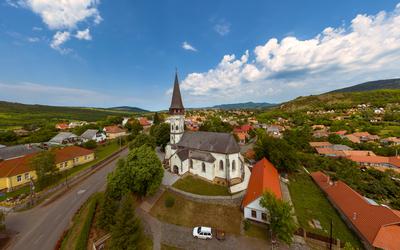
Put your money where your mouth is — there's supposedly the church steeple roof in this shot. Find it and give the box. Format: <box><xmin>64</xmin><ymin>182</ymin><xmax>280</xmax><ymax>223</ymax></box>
<box><xmin>169</xmin><ymin>71</ymin><xmax>185</xmax><ymax>115</ymax></box>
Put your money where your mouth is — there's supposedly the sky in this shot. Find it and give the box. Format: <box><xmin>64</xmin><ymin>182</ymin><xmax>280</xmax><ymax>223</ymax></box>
<box><xmin>1</xmin><ymin>1</ymin><xmax>400</xmax><ymax>111</ymax></box>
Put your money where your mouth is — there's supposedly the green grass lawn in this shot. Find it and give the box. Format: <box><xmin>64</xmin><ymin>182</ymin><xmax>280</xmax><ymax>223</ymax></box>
<box><xmin>244</xmin><ymin>222</ymin><xmax>270</xmax><ymax>242</ymax></box>
<box><xmin>151</xmin><ymin>190</ymin><xmax>243</xmax><ymax>234</ymax></box>
<box><xmin>172</xmin><ymin>175</ymin><xmax>230</xmax><ymax>196</ymax></box>
<box><xmin>0</xmin><ymin>185</ymin><xmax>30</xmax><ymax>202</ymax></box>
<box><xmin>288</xmin><ymin>172</ymin><xmax>362</xmax><ymax>248</ymax></box>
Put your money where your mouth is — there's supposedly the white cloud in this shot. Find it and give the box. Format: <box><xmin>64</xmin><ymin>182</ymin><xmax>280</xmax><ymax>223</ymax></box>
<box><xmin>0</xmin><ymin>82</ymin><xmax>109</xmax><ymax>106</ymax></box>
<box><xmin>27</xmin><ymin>37</ymin><xmax>40</xmax><ymax>42</ymax></box>
<box><xmin>32</xmin><ymin>26</ymin><xmax>42</xmax><ymax>31</ymax></box>
<box><xmin>50</xmin><ymin>31</ymin><xmax>71</xmax><ymax>53</ymax></box>
<box><xmin>75</xmin><ymin>28</ymin><xmax>92</xmax><ymax>40</ymax></box>
<box><xmin>181</xmin><ymin>4</ymin><xmax>400</xmax><ymax>105</ymax></box>
<box><xmin>214</xmin><ymin>20</ymin><xmax>230</xmax><ymax>36</ymax></box>
<box><xmin>8</xmin><ymin>0</ymin><xmax>101</xmax><ymax>53</ymax></box>
<box><xmin>182</xmin><ymin>41</ymin><xmax>197</xmax><ymax>52</ymax></box>
<box><xmin>15</xmin><ymin>0</ymin><xmax>102</xmax><ymax>30</ymax></box>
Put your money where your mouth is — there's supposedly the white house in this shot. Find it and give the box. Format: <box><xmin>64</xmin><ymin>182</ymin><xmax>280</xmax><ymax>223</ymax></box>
<box><xmin>165</xmin><ymin>72</ymin><xmax>249</xmax><ymax>187</ymax></box>
<box><xmin>242</xmin><ymin>158</ymin><xmax>282</xmax><ymax>223</ymax></box>
<box><xmin>80</xmin><ymin>129</ymin><xmax>106</xmax><ymax>143</ymax></box>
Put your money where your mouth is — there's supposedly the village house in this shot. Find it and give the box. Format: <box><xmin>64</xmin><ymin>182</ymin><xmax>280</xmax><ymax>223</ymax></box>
<box><xmin>344</xmin><ymin>132</ymin><xmax>380</xmax><ymax>144</ymax></box>
<box><xmin>49</xmin><ymin>132</ymin><xmax>81</xmax><ymax>145</ymax></box>
<box><xmin>0</xmin><ymin>144</ymin><xmax>42</xmax><ymax>161</ymax></box>
<box><xmin>311</xmin><ymin>171</ymin><xmax>400</xmax><ymax>250</ymax></box>
<box><xmin>312</xmin><ymin>129</ymin><xmax>329</xmax><ymax>138</ymax></box>
<box><xmin>68</xmin><ymin>121</ymin><xmax>88</xmax><ymax>129</ymax></box>
<box><xmin>103</xmin><ymin>125</ymin><xmax>127</xmax><ymax>139</ymax></box>
<box><xmin>165</xmin><ymin>73</ymin><xmax>250</xmax><ymax>191</ymax></box>
<box><xmin>55</xmin><ymin>123</ymin><xmax>69</xmax><ymax>130</ymax></box>
<box><xmin>241</xmin><ymin>158</ymin><xmax>282</xmax><ymax>223</ymax></box>
<box><xmin>380</xmin><ymin>137</ymin><xmax>400</xmax><ymax>146</ymax></box>
<box><xmin>0</xmin><ymin>146</ymin><xmax>94</xmax><ymax>192</ymax></box>
<box><xmin>266</xmin><ymin>125</ymin><xmax>284</xmax><ymax>138</ymax></box>
<box><xmin>138</xmin><ymin>117</ymin><xmax>152</xmax><ymax>129</ymax></box>
<box><xmin>80</xmin><ymin>129</ymin><xmax>106</xmax><ymax>143</ymax></box>
<box><xmin>13</xmin><ymin>129</ymin><xmax>30</xmax><ymax>137</ymax></box>
<box><xmin>345</xmin><ymin>155</ymin><xmax>400</xmax><ymax>173</ymax></box>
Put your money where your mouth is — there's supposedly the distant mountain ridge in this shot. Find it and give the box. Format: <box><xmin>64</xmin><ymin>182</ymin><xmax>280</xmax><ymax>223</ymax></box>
<box><xmin>108</xmin><ymin>106</ymin><xmax>149</xmax><ymax>113</ymax></box>
<box><xmin>329</xmin><ymin>78</ymin><xmax>400</xmax><ymax>93</ymax></box>
<box><xmin>209</xmin><ymin>102</ymin><xmax>276</xmax><ymax>110</ymax></box>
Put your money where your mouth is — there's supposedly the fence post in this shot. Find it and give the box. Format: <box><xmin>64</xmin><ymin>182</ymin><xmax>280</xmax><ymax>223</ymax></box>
<box><xmin>336</xmin><ymin>239</ymin><xmax>341</xmax><ymax>250</ymax></box>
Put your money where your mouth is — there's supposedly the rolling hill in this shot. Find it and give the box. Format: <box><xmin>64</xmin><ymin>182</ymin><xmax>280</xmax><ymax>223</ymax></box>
<box><xmin>329</xmin><ymin>78</ymin><xmax>400</xmax><ymax>93</ymax></box>
<box><xmin>209</xmin><ymin>102</ymin><xmax>276</xmax><ymax>110</ymax></box>
<box><xmin>108</xmin><ymin>106</ymin><xmax>149</xmax><ymax>113</ymax></box>
<box><xmin>0</xmin><ymin>101</ymin><xmax>146</xmax><ymax>130</ymax></box>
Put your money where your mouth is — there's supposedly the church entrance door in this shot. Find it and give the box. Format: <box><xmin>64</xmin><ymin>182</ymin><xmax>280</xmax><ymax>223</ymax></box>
<box><xmin>173</xmin><ymin>165</ymin><xmax>179</xmax><ymax>174</ymax></box>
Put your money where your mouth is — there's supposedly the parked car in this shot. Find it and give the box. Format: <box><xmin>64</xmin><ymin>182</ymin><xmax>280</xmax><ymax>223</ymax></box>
<box><xmin>192</xmin><ymin>226</ymin><xmax>212</xmax><ymax>240</ymax></box>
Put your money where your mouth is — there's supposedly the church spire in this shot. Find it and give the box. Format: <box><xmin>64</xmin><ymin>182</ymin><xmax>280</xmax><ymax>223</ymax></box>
<box><xmin>169</xmin><ymin>71</ymin><xmax>185</xmax><ymax>115</ymax></box>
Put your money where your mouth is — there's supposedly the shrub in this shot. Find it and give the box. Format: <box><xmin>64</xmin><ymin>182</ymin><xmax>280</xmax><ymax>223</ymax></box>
<box><xmin>82</xmin><ymin>140</ymin><xmax>97</xmax><ymax>149</ymax></box>
<box><xmin>243</xmin><ymin>219</ymin><xmax>250</xmax><ymax>231</ymax></box>
<box><xmin>164</xmin><ymin>196</ymin><xmax>175</xmax><ymax>208</ymax></box>
<box><xmin>75</xmin><ymin>194</ymin><xmax>99</xmax><ymax>250</ymax></box>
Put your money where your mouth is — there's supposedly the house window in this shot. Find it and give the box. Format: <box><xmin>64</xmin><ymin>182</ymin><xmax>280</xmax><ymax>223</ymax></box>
<box><xmin>25</xmin><ymin>173</ymin><xmax>30</xmax><ymax>180</ymax></box>
<box><xmin>202</xmin><ymin>162</ymin><xmax>206</xmax><ymax>172</ymax></box>
<box><xmin>219</xmin><ymin>160</ymin><xmax>224</xmax><ymax>171</ymax></box>
<box><xmin>232</xmin><ymin>160</ymin><xmax>236</xmax><ymax>172</ymax></box>
<box><xmin>251</xmin><ymin>210</ymin><xmax>257</xmax><ymax>218</ymax></box>
<box><xmin>17</xmin><ymin>175</ymin><xmax>22</xmax><ymax>182</ymax></box>
<box><xmin>74</xmin><ymin>158</ymin><xmax>78</xmax><ymax>163</ymax></box>
<box><xmin>262</xmin><ymin>213</ymin><xmax>267</xmax><ymax>221</ymax></box>
<box><xmin>189</xmin><ymin>159</ymin><xmax>193</xmax><ymax>169</ymax></box>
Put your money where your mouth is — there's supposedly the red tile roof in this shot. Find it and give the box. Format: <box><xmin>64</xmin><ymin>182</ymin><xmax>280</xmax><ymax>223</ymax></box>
<box><xmin>311</xmin><ymin>171</ymin><xmax>400</xmax><ymax>250</ymax></box>
<box><xmin>0</xmin><ymin>146</ymin><xmax>94</xmax><ymax>178</ymax></box>
<box><xmin>334</xmin><ymin>130</ymin><xmax>347</xmax><ymax>135</ymax></box>
<box><xmin>309</xmin><ymin>141</ymin><xmax>332</xmax><ymax>148</ymax></box>
<box><xmin>104</xmin><ymin>125</ymin><xmax>125</xmax><ymax>134</ymax></box>
<box><xmin>138</xmin><ymin>117</ymin><xmax>151</xmax><ymax>126</ymax></box>
<box><xmin>241</xmin><ymin>158</ymin><xmax>282</xmax><ymax>208</ymax></box>
<box><xmin>53</xmin><ymin>146</ymin><xmax>94</xmax><ymax>163</ymax></box>
<box><xmin>0</xmin><ymin>153</ymin><xmax>35</xmax><ymax>178</ymax></box>
<box><xmin>56</xmin><ymin>123</ymin><xmax>69</xmax><ymax>130</ymax></box>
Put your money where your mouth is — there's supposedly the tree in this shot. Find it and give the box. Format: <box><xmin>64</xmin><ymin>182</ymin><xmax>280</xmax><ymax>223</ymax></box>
<box><xmin>125</xmin><ymin>119</ymin><xmax>143</xmax><ymax>136</ymax></box>
<box><xmin>129</xmin><ymin>133</ymin><xmax>156</xmax><ymax>150</ymax></box>
<box><xmin>110</xmin><ymin>194</ymin><xmax>141</xmax><ymax>250</ymax></box>
<box><xmin>153</xmin><ymin>112</ymin><xmax>163</xmax><ymax>125</ymax></box>
<box><xmin>259</xmin><ymin>191</ymin><xmax>297</xmax><ymax>245</ymax></box>
<box><xmin>150</xmin><ymin>123</ymin><xmax>170</xmax><ymax>150</ymax></box>
<box><xmin>254</xmin><ymin>131</ymin><xmax>300</xmax><ymax>172</ymax></box>
<box><xmin>82</xmin><ymin>139</ymin><xmax>97</xmax><ymax>149</ymax></box>
<box><xmin>199</xmin><ymin>116</ymin><xmax>232</xmax><ymax>133</ymax></box>
<box><xmin>97</xmin><ymin>187</ymin><xmax>119</xmax><ymax>231</ymax></box>
<box><xmin>30</xmin><ymin>151</ymin><xmax>58</xmax><ymax>189</ymax></box>
<box><xmin>0</xmin><ymin>131</ymin><xmax>17</xmax><ymax>145</ymax></box>
<box><xmin>108</xmin><ymin>146</ymin><xmax>163</xmax><ymax>198</ymax></box>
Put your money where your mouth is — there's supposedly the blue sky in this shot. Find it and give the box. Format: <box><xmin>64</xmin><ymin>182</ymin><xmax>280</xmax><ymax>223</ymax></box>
<box><xmin>1</xmin><ymin>1</ymin><xmax>400</xmax><ymax>111</ymax></box>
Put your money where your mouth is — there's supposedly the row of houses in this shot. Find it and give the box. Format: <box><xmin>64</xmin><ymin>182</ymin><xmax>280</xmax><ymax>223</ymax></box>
<box><xmin>311</xmin><ymin>171</ymin><xmax>400</xmax><ymax>250</ymax></box>
<box><xmin>310</xmin><ymin>142</ymin><xmax>400</xmax><ymax>173</ymax></box>
<box><xmin>0</xmin><ymin>146</ymin><xmax>94</xmax><ymax>192</ymax></box>
<box><xmin>49</xmin><ymin>126</ymin><xmax>128</xmax><ymax>146</ymax></box>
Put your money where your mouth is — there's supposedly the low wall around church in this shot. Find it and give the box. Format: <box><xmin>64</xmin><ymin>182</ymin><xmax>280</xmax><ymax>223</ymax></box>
<box><xmin>166</xmin><ymin>186</ymin><xmax>246</xmax><ymax>207</ymax></box>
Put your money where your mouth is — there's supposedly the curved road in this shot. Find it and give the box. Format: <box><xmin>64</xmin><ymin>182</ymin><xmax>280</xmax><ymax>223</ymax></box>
<box><xmin>5</xmin><ymin>148</ymin><xmax>129</xmax><ymax>250</ymax></box>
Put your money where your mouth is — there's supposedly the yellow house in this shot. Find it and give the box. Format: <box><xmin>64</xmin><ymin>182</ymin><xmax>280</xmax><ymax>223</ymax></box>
<box><xmin>53</xmin><ymin>146</ymin><xmax>95</xmax><ymax>171</ymax></box>
<box><xmin>0</xmin><ymin>154</ymin><xmax>38</xmax><ymax>191</ymax></box>
<box><xmin>0</xmin><ymin>146</ymin><xmax>95</xmax><ymax>192</ymax></box>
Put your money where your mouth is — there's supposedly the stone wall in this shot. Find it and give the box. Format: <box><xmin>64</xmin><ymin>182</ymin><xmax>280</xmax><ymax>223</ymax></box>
<box><xmin>167</xmin><ymin>186</ymin><xmax>245</xmax><ymax>207</ymax></box>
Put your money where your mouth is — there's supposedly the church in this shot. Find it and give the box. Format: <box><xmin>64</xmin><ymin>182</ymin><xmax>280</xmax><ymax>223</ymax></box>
<box><xmin>165</xmin><ymin>73</ymin><xmax>249</xmax><ymax>188</ymax></box>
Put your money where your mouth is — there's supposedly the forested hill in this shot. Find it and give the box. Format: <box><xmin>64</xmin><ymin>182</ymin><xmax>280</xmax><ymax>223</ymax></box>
<box><xmin>279</xmin><ymin>89</ymin><xmax>400</xmax><ymax>112</ymax></box>
<box><xmin>108</xmin><ymin>106</ymin><xmax>149</xmax><ymax>113</ymax></box>
<box><xmin>329</xmin><ymin>78</ymin><xmax>400</xmax><ymax>93</ymax></box>
<box><xmin>210</xmin><ymin>102</ymin><xmax>276</xmax><ymax>110</ymax></box>
<box><xmin>0</xmin><ymin>101</ymin><xmax>140</xmax><ymax>129</ymax></box>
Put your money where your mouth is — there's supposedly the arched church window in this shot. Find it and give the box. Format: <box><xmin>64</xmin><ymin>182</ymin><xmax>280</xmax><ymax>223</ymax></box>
<box><xmin>232</xmin><ymin>160</ymin><xmax>236</xmax><ymax>172</ymax></box>
<box><xmin>176</xmin><ymin>125</ymin><xmax>179</xmax><ymax>131</ymax></box>
<box><xmin>219</xmin><ymin>160</ymin><xmax>224</xmax><ymax>171</ymax></box>
<box><xmin>202</xmin><ymin>162</ymin><xmax>206</xmax><ymax>172</ymax></box>
<box><xmin>189</xmin><ymin>159</ymin><xmax>193</xmax><ymax>169</ymax></box>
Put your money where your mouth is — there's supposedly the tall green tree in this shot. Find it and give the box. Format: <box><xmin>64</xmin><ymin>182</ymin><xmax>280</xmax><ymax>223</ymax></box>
<box><xmin>199</xmin><ymin>116</ymin><xmax>232</xmax><ymax>133</ymax></box>
<box><xmin>125</xmin><ymin>119</ymin><xmax>143</xmax><ymax>136</ymax></box>
<box><xmin>108</xmin><ymin>145</ymin><xmax>163</xmax><ymax>198</ymax></box>
<box><xmin>150</xmin><ymin>123</ymin><xmax>170</xmax><ymax>150</ymax></box>
<box><xmin>153</xmin><ymin>112</ymin><xmax>163</xmax><ymax>125</ymax></box>
<box><xmin>97</xmin><ymin>188</ymin><xmax>120</xmax><ymax>231</ymax></box>
<box><xmin>30</xmin><ymin>151</ymin><xmax>58</xmax><ymax>189</ymax></box>
<box><xmin>110</xmin><ymin>195</ymin><xmax>141</xmax><ymax>250</ymax></box>
<box><xmin>129</xmin><ymin>133</ymin><xmax>156</xmax><ymax>150</ymax></box>
<box><xmin>260</xmin><ymin>191</ymin><xmax>297</xmax><ymax>245</ymax></box>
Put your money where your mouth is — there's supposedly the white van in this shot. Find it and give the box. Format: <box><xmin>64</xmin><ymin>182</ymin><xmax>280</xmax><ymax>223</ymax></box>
<box><xmin>192</xmin><ymin>226</ymin><xmax>212</xmax><ymax>240</ymax></box>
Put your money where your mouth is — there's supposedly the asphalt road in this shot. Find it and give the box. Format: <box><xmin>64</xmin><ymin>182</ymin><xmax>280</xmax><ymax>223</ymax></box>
<box><xmin>5</xmin><ymin>148</ymin><xmax>129</xmax><ymax>250</ymax></box>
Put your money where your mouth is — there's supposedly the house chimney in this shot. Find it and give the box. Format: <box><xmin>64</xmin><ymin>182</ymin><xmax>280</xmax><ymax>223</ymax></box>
<box><xmin>353</xmin><ymin>212</ymin><xmax>357</xmax><ymax>220</ymax></box>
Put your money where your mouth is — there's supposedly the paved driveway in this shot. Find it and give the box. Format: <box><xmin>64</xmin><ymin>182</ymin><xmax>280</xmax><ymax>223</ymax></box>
<box><xmin>5</xmin><ymin>148</ymin><xmax>129</xmax><ymax>250</ymax></box>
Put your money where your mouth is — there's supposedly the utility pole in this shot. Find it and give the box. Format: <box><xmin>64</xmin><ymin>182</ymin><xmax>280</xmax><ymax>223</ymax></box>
<box><xmin>29</xmin><ymin>177</ymin><xmax>35</xmax><ymax>207</ymax></box>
